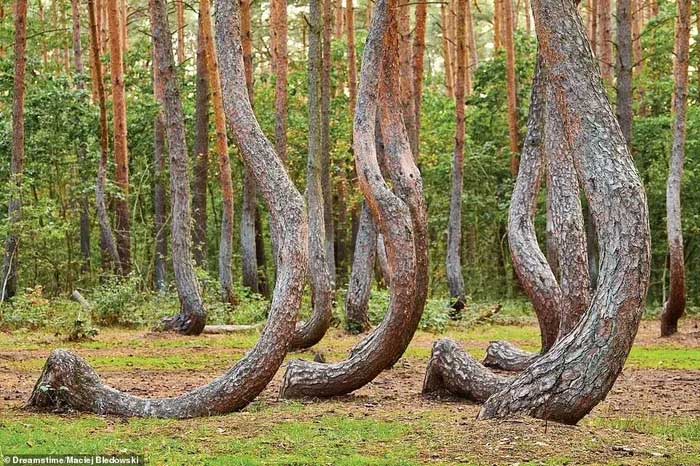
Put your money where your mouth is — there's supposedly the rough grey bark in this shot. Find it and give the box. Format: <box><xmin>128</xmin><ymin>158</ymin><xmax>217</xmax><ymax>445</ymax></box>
<box><xmin>615</xmin><ymin>0</ymin><xmax>633</xmax><ymax>146</ymax></box>
<box><xmin>485</xmin><ymin>58</ymin><xmax>562</xmax><ymax>371</ymax></box>
<box><xmin>345</xmin><ymin>203</ymin><xmax>377</xmax><ymax>333</ymax></box>
<box><xmin>1</xmin><ymin>0</ymin><xmax>27</xmax><ymax>302</ymax></box>
<box><xmin>543</xmin><ymin>83</ymin><xmax>591</xmax><ymax>337</ymax></box>
<box><xmin>151</xmin><ymin>0</ymin><xmax>207</xmax><ymax>335</ymax></box>
<box><xmin>153</xmin><ymin>51</ymin><xmax>168</xmax><ymax>293</ymax></box>
<box><xmin>87</xmin><ymin>0</ymin><xmax>122</xmax><ymax>276</ymax></box>
<box><xmin>28</xmin><ymin>0</ymin><xmax>308</xmax><ymax>419</ymax></box>
<box><xmin>376</xmin><ymin>233</ymin><xmax>390</xmax><ymax>285</ymax></box>
<box><xmin>321</xmin><ymin>0</ymin><xmax>336</xmax><ymax>285</ymax></box>
<box><xmin>660</xmin><ymin>0</ymin><xmax>690</xmax><ymax>337</ymax></box>
<box><xmin>425</xmin><ymin>0</ymin><xmax>651</xmax><ymax>425</ymax></box>
<box><xmin>192</xmin><ymin>19</ymin><xmax>210</xmax><ymax>269</ymax></box>
<box><xmin>445</xmin><ymin>0</ymin><xmax>467</xmax><ymax>308</ymax></box>
<box><xmin>70</xmin><ymin>0</ymin><xmax>91</xmax><ymax>273</ymax></box>
<box><xmin>281</xmin><ymin>0</ymin><xmax>428</xmax><ymax>398</ymax></box>
<box><xmin>241</xmin><ymin>172</ymin><xmax>259</xmax><ymax>293</ymax></box>
<box><xmin>289</xmin><ymin>0</ymin><xmax>333</xmax><ymax>350</ymax></box>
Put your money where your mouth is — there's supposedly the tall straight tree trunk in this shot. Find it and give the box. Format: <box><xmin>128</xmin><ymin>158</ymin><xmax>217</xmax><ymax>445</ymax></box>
<box><xmin>28</xmin><ymin>0</ymin><xmax>309</xmax><ymax>416</ymax></box>
<box><xmin>660</xmin><ymin>0</ymin><xmax>690</xmax><ymax>337</ymax></box>
<box><xmin>597</xmin><ymin>0</ymin><xmax>612</xmax><ymax>81</ymax></box>
<box><xmin>398</xmin><ymin>2</ymin><xmax>418</xmax><ymax>156</ymax></box>
<box><xmin>1</xmin><ymin>0</ymin><xmax>27</xmax><ymax>302</ymax></box>
<box><xmin>347</xmin><ymin>0</ymin><xmax>358</xmax><ymax>117</ymax></box>
<box><xmin>446</xmin><ymin>0</ymin><xmax>467</xmax><ymax>307</ymax></box>
<box><xmin>121</xmin><ymin>0</ymin><xmax>128</xmax><ymax>51</ymax></box>
<box><xmin>177</xmin><ymin>0</ymin><xmax>186</xmax><ymax>64</ymax></box>
<box><xmin>589</xmin><ymin>0</ymin><xmax>597</xmax><ymax>56</ymax></box>
<box><xmin>153</xmin><ymin>63</ymin><xmax>168</xmax><ymax>293</ymax></box>
<box><xmin>239</xmin><ymin>0</ymin><xmax>267</xmax><ymax>295</ymax></box>
<box><xmin>192</xmin><ymin>19</ymin><xmax>210</xmax><ymax>269</ymax></box>
<box><xmin>631</xmin><ymin>0</ymin><xmax>642</xmax><ymax>76</ymax></box>
<box><xmin>424</xmin><ymin>0</ymin><xmax>651</xmax><ymax>425</ymax></box>
<box><xmin>152</xmin><ymin>0</ymin><xmax>207</xmax><ymax>335</ymax></box>
<box><xmin>321</xmin><ymin>0</ymin><xmax>336</xmax><ymax>284</ymax></box>
<box><xmin>441</xmin><ymin>4</ymin><xmax>455</xmax><ymax>99</ymax></box>
<box><xmin>335</xmin><ymin>0</ymin><xmax>344</xmax><ymax>37</ymax></box>
<box><xmin>282</xmin><ymin>0</ymin><xmax>428</xmax><ymax>398</ymax></box>
<box><xmin>107</xmin><ymin>0</ymin><xmax>132</xmax><ymax>275</ymax></box>
<box><xmin>466</xmin><ymin>0</ymin><xmax>479</xmax><ymax>83</ymax></box>
<box><xmin>201</xmin><ymin>0</ymin><xmax>236</xmax><ymax>306</ymax></box>
<box><xmin>616</xmin><ymin>0</ymin><xmax>633</xmax><ymax>146</ymax></box>
<box><xmin>345</xmin><ymin>203</ymin><xmax>377</xmax><ymax>333</ymax></box>
<box><xmin>88</xmin><ymin>0</ymin><xmax>121</xmax><ymax>275</ymax></box>
<box><xmin>70</xmin><ymin>0</ymin><xmax>91</xmax><ymax>272</ymax></box>
<box><xmin>290</xmin><ymin>0</ymin><xmax>333</xmax><ymax>349</ymax></box>
<box><xmin>412</xmin><ymin>0</ymin><xmax>427</xmax><ymax>159</ymax></box>
<box><xmin>494</xmin><ymin>0</ymin><xmax>503</xmax><ymax>51</ymax></box>
<box><xmin>504</xmin><ymin>0</ymin><xmax>520</xmax><ymax>176</ymax></box>
<box><xmin>272</xmin><ymin>0</ymin><xmax>288</xmax><ymax>162</ymax></box>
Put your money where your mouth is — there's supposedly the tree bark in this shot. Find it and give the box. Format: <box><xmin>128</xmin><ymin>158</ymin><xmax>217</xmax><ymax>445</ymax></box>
<box><xmin>398</xmin><ymin>1</ymin><xmax>417</xmax><ymax>157</ymax></box>
<box><xmin>153</xmin><ymin>65</ymin><xmax>168</xmax><ymax>293</ymax></box>
<box><xmin>412</xmin><ymin>0</ymin><xmax>427</xmax><ymax>159</ymax></box>
<box><xmin>28</xmin><ymin>0</ymin><xmax>308</xmax><ymax>417</ymax></box>
<box><xmin>465</xmin><ymin>0</ymin><xmax>479</xmax><ymax>86</ymax></box>
<box><xmin>281</xmin><ymin>0</ymin><xmax>428</xmax><ymax>398</ymax></box>
<box><xmin>289</xmin><ymin>0</ymin><xmax>333</xmax><ymax>350</ymax></box>
<box><xmin>69</xmin><ymin>0</ymin><xmax>92</xmax><ymax>273</ymax></box>
<box><xmin>615</xmin><ymin>0</ymin><xmax>633</xmax><ymax>146</ymax></box>
<box><xmin>440</xmin><ymin>4</ymin><xmax>455</xmax><ymax>99</ymax></box>
<box><xmin>151</xmin><ymin>0</ymin><xmax>207</xmax><ymax>335</ymax></box>
<box><xmin>321</xmin><ymin>0</ymin><xmax>336</xmax><ymax>285</ymax></box>
<box><xmin>192</xmin><ymin>18</ymin><xmax>210</xmax><ymax>269</ymax></box>
<box><xmin>272</xmin><ymin>0</ymin><xmax>288</xmax><ymax>163</ymax></box>
<box><xmin>345</xmin><ymin>203</ymin><xmax>377</xmax><ymax>333</ymax></box>
<box><xmin>177</xmin><ymin>0</ymin><xmax>186</xmax><ymax>64</ymax></box>
<box><xmin>1</xmin><ymin>0</ymin><xmax>27</xmax><ymax>302</ymax></box>
<box><xmin>425</xmin><ymin>0</ymin><xmax>651</xmax><ymax>425</ymax></box>
<box><xmin>494</xmin><ymin>0</ymin><xmax>503</xmax><ymax>51</ymax></box>
<box><xmin>87</xmin><ymin>0</ymin><xmax>122</xmax><ymax>276</ymax></box>
<box><xmin>660</xmin><ymin>0</ymin><xmax>690</xmax><ymax>337</ymax></box>
<box><xmin>347</xmin><ymin>0</ymin><xmax>357</xmax><ymax>117</ymax></box>
<box><xmin>446</xmin><ymin>0</ymin><xmax>467</xmax><ymax>307</ymax></box>
<box><xmin>107</xmin><ymin>0</ymin><xmax>132</xmax><ymax>275</ymax></box>
<box><xmin>201</xmin><ymin>0</ymin><xmax>236</xmax><ymax>307</ymax></box>
<box><xmin>503</xmin><ymin>0</ymin><xmax>520</xmax><ymax>176</ymax></box>
<box><xmin>597</xmin><ymin>0</ymin><xmax>612</xmax><ymax>82</ymax></box>
<box><xmin>588</xmin><ymin>0</ymin><xmax>597</xmax><ymax>56</ymax></box>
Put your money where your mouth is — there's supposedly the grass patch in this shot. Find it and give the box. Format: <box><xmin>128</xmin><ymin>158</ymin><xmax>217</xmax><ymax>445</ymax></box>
<box><xmin>590</xmin><ymin>416</ymin><xmax>700</xmax><ymax>442</ymax></box>
<box><xmin>627</xmin><ymin>347</ymin><xmax>700</xmax><ymax>370</ymax></box>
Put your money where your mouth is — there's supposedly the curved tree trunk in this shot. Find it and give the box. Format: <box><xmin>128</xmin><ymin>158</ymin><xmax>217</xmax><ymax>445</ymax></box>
<box><xmin>107</xmin><ymin>0</ymin><xmax>132</xmax><ymax>275</ymax></box>
<box><xmin>28</xmin><ymin>0</ymin><xmax>308</xmax><ymax>419</ymax></box>
<box><xmin>151</xmin><ymin>0</ymin><xmax>207</xmax><ymax>335</ymax></box>
<box><xmin>289</xmin><ymin>0</ymin><xmax>333</xmax><ymax>350</ymax></box>
<box><xmin>446</xmin><ymin>0</ymin><xmax>466</xmax><ymax>308</ymax></box>
<box><xmin>201</xmin><ymin>0</ymin><xmax>236</xmax><ymax>307</ymax></box>
<box><xmin>425</xmin><ymin>0</ymin><xmax>651</xmax><ymax>425</ymax></box>
<box><xmin>87</xmin><ymin>0</ymin><xmax>122</xmax><ymax>276</ymax></box>
<box><xmin>345</xmin><ymin>203</ymin><xmax>377</xmax><ymax>333</ymax></box>
<box><xmin>1</xmin><ymin>0</ymin><xmax>27</xmax><ymax>302</ymax></box>
<box><xmin>192</xmin><ymin>18</ymin><xmax>210</xmax><ymax>269</ymax></box>
<box><xmin>660</xmin><ymin>0</ymin><xmax>690</xmax><ymax>337</ymax></box>
<box><xmin>281</xmin><ymin>0</ymin><xmax>427</xmax><ymax>398</ymax></box>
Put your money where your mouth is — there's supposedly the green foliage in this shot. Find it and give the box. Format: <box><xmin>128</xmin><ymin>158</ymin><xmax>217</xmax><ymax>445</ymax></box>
<box><xmin>367</xmin><ymin>289</ymin><xmax>449</xmax><ymax>333</ymax></box>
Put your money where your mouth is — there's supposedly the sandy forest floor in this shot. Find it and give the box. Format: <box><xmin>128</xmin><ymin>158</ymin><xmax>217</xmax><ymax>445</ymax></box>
<box><xmin>1</xmin><ymin>319</ymin><xmax>699</xmax><ymax>465</ymax></box>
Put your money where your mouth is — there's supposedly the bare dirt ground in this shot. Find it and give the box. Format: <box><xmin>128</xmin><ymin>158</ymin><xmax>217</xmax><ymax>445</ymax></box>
<box><xmin>1</xmin><ymin>319</ymin><xmax>699</xmax><ymax>465</ymax></box>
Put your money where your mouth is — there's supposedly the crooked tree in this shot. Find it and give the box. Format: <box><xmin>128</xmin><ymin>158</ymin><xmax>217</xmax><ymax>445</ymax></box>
<box><xmin>28</xmin><ymin>0</ymin><xmax>309</xmax><ymax>418</ymax></box>
<box><xmin>660</xmin><ymin>0</ymin><xmax>690</xmax><ymax>337</ymax></box>
<box><xmin>424</xmin><ymin>0</ymin><xmax>650</xmax><ymax>425</ymax></box>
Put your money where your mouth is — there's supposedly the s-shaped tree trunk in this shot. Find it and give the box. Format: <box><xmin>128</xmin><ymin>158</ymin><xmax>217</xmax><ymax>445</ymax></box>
<box><xmin>27</xmin><ymin>0</ymin><xmax>308</xmax><ymax>418</ymax></box>
<box><xmin>424</xmin><ymin>0</ymin><xmax>650</xmax><ymax>425</ymax></box>
<box><xmin>289</xmin><ymin>0</ymin><xmax>333</xmax><ymax>350</ymax></box>
<box><xmin>281</xmin><ymin>0</ymin><xmax>428</xmax><ymax>398</ymax></box>
<box><xmin>660</xmin><ymin>0</ymin><xmax>690</xmax><ymax>337</ymax></box>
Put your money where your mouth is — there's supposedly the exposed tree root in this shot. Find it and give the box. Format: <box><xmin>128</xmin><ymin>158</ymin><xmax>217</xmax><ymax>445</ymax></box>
<box><xmin>483</xmin><ymin>341</ymin><xmax>539</xmax><ymax>372</ymax></box>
